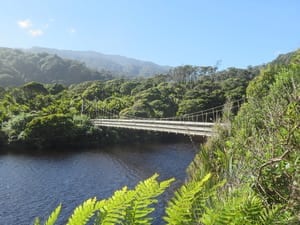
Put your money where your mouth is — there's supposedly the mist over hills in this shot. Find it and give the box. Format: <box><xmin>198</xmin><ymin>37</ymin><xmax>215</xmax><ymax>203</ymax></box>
<box><xmin>0</xmin><ymin>47</ymin><xmax>113</xmax><ymax>86</ymax></box>
<box><xmin>28</xmin><ymin>47</ymin><xmax>171</xmax><ymax>77</ymax></box>
<box><xmin>0</xmin><ymin>46</ymin><xmax>298</xmax><ymax>87</ymax></box>
<box><xmin>0</xmin><ymin>46</ymin><xmax>170</xmax><ymax>87</ymax></box>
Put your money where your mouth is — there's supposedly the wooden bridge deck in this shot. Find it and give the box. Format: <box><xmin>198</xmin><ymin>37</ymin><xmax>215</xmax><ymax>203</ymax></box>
<box><xmin>92</xmin><ymin>119</ymin><xmax>217</xmax><ymax>136</ymax></box>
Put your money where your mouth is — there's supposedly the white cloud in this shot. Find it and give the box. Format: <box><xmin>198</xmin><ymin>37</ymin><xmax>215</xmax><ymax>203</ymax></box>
<box><xmin>29</xmin><ymin>29</ymin><xmax>44</xmax><ymax>37</ymax></box>
<box><xmin>18</xmin><ymin>18</ymin><xmax>47</xmax><ymax>37</ymax></box>
<box><xmin>17</xmin><ymin>19</ymin><xmax>32</xmax><ymax>29</ymax></box>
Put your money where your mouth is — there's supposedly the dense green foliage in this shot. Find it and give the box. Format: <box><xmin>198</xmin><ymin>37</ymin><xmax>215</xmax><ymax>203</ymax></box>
<box><xmin>0</xmin><ymin>65</ymin><xmax>256</xmax><ymax>150</ymax></box>
<box><xmin>2</xmin><ymin>48</ymin><xmax>299</xmax><ymax>223</ymax></box>
<box><xmin>186</xmin><ymin>53</ymin><xmax>300</xmax><ymax>224</ymax></box>
<box><xmin>33</xmin><ymin>50</ymin><xmax>299</xmax><ymax>224</ymax></box>
<box><xmin>0</xmin><ymin>48</ymin><xmax>112</xmax><ymax>86</ymax></box>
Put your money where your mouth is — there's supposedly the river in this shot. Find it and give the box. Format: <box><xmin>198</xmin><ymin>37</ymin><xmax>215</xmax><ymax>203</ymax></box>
<box><xmin>0</xmin><ymin>141</ymin><xmax>196</xmax><ymax>225</ymax></box>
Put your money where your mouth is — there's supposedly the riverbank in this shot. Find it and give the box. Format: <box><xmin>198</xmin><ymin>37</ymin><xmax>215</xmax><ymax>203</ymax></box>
<box><xmin>0</xmin><ymin>128</ymin><xmax>206</xmax><ymax>154</ymax></box>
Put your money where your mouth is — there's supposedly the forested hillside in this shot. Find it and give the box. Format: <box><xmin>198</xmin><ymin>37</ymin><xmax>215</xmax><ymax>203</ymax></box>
<box><xmin>0</xmin><ymin>48</ymin><xmax>299</xmax><ymax>224</ymax></box>
<box><xmin>28</xmin><ymin>47</ymin><xmax>171</xmax><ymax>77</ymax></box>
<box><xmin>0</xmin><ymin>64</ymin><xmax>257</xmax><ymax>149</ymax></box>
<box><xmin>0</xmin><ymin>48</ymin><xmax>112</xmax><ymax>86</ymax></box>
<box><xmin>31</xmin><ymin>50</ymin><xmax>299</xmax><ymax>224</ymax></box>
<box><xmin>184</xmin><ymin>50</ymin><xmax>300</xmax><ymax>224</ymax></box>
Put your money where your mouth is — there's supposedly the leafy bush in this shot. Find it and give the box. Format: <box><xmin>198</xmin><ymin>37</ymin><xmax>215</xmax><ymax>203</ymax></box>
<box><xmin>2</xmin><ymin>112</ymin><xmax>35</xmax><ymax>143</ymax></box>
<box><xmin>186</xmin><ymin>63</ymin><xmax>300</xmax><ymax>223</ymax></box>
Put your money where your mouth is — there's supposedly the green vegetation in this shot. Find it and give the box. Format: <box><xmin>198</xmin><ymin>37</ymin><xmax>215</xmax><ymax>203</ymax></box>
<box><xmin>0</xmin><ymin>48</ymin><xmax>112</xmax><ymax>86</ymax></box>
<box><xmin>32</xmin><ymin>49</ymin><xmax>299</xmax><ymax>224</ymax></box>
<box><xmin>34</xmin><ymin>174</ymin><xmax>174</xmax><ymax>225</ymax></box>
<box><xmin>1</xmin><ymin>48</ymin><xmax>299</xmax><ymax>224</ymax></box>
<box><xmin>28</xmin><ymin>47</ymin><xmax>171</xmax><ymax>78</ymax></box>
<box><xmin>0</xmin><ymin>63</ymin><xmax>256</xmax><ymax>150</ymax></box>
<box><xmin>186</xmin><ymin>51</ymin><xmax>300</xmax><ymax>224</ymax></box>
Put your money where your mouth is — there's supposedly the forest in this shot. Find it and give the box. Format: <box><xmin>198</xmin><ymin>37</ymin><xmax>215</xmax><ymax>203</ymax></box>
<box><xmin>0</xmin><ymin>58</ymin><xmax>258</xmax><ymax>150</ymax></box>
<box><xmin>0</xmin><ymin>48</ymin><xmax>299</xmax><ymax>224</ymax></box>
<box><xmin>28</xmin><ymin>47</ymin><xmax>171</xmax><ymax>78</ymax></box>
<box><xmin>0</xmin><ymin>48</ymin><xmax>113</xmax><ymax>86</ymax></box>
<box><xmin>33</xmin><ymin>50</ymin><xmax>300</xmax><ymax>224</ymax></box>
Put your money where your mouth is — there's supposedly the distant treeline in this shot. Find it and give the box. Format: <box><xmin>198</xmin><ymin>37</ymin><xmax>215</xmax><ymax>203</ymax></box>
<box><xmin>0</xmin><ymin>47</ymin><xmax>113</xmax><ymax>86</ymax></box>
<box><xmin>0</xmin><ymin>63</ymin><xmax>258</xmax><ymax>150</ymax></box>
<box><xmin>34</xmin><ymin>51</ymin><xmax>300</xmax><ymax>224</ymax></box>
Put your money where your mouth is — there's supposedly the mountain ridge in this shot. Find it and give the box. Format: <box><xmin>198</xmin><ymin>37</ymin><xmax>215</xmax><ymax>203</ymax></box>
<box><xmin>0</xmin><ymin>47</ymin><xmax>112</xmax><ymax>86</ymax></box>
<box><xmin>27</xmin><ymin>47</ymin><xmax>171</xmax><ymax>77</ymax></box>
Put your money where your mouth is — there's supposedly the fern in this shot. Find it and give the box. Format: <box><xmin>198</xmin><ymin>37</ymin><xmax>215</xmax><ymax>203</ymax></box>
<box><xmin>33</xmin><ymin>204</ymin><xmax>62</xmax><ymax>225</ymax></box>
<box><xmin>34</xmin><ymin>174</ymin><xmax>174</xmax><ymax>225</ymax></box>
<box><xmin>259</xmin><ymin>205</ymin><xmax>281</xmax><ymax>225</ymax></box>
<box><xmin>164</xmin><ymin>173</ymin><xmax>211</xmax><ymax>225</ymax></box>
<box><xmin>95</xmin><ymin>187</ymin><xmax>135</xmax><ymax>225</ymax></box>
<box><xmin>94</xmin><ymin>174</ymin><xmax>174</xmax><ymax>225</ymax></box>
<box><xmin>240</xmin><ymin>194</ymin><xmax>264</xmax><ymax>223</ymax></box>
<box><xmin>66</xmin><ymin>197</ymin><xmax>97</xmax><ymax>225</ymax></box>
<box><xmin>200</xmin><ymin>187</ymin><xmax>284</xmax><ymax>225</ymax></box>
<box><xmin>44</xmin><ymin>204</ymin><xmax>62</xmax><ymax>225</ymax></box>
<box><xmin>33</xmin><ymin>217</ymin><xmax>41</xmax><ymax>225</ymax></box>
<box><xmin>125</xmin><ymin>173</ymin><xmax>175</xmax><ymax>225</ymax></box>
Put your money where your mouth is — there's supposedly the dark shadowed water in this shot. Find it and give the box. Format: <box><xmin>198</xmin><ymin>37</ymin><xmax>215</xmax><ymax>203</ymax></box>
<box><xmin>0</xmin><ymin>142</ymin><xmax>196</xmax><ymax>225</ymax></box>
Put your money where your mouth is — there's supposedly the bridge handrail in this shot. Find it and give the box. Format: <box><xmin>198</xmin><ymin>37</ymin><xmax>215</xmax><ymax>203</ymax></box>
<box><xmin>92</xmin><ymin>121</ymin><xmax>214</xmax><ymax>136</ymax></box>
<box><xmin>92</xmin><ymin>118</ymin><xmax>216</xmax><ymax>126</ymax></box>
<box><xmin>93</xmin><ymin>120</ymin><xmax>215</xmax><ymax>131</ymax></box>
<box><xmin>93</xmin><ymin>98</ymin><xmax>245</xmax><ymax>122</ymax></box>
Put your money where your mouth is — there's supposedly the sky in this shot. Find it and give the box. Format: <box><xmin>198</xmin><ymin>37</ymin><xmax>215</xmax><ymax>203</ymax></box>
<box><xmin>0</xmin><ymin>0</ymin><xmax>300</xmax><ymax>69</ymax></box>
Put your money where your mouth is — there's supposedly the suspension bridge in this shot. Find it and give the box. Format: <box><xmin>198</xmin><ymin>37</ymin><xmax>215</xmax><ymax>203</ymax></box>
<box><xmin>90</xmin><ymin>99</ymin><xmax>243</xmax><ymax>137</ymax></box>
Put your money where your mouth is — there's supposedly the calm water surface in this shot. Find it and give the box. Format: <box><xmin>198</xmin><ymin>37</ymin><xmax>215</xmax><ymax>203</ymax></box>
<box><xmin>0</xmin><ymin>142</ymin><xmax>196</xmax><ymax>225</ymax></box>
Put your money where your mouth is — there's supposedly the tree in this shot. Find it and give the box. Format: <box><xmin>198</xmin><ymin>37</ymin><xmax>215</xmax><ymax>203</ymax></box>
<box><xmin>21</xmin><ymin>114</ymin><xmax>76</xmax><ymax>148</ymax></box>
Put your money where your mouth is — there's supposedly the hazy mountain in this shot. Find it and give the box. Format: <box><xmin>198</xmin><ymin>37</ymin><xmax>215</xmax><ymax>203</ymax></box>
<box><xmin>0</xmin><ymin>47</ymin><xmax>112</xmax><ymax>87</ymax></box>
<box><xmin>1</xmin><ymin>46</ymin><xmax>297</xmax><ymax>87</ymax></box>
<box><xmin>28</xmin><ymin>47</ymin><xmax>171</xmax><ymax>77</ymax></box>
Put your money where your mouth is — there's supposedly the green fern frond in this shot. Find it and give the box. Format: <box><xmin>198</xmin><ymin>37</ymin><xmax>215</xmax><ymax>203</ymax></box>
<box><xmin>240</xmin><ymin>194</ymin><xmax>264</xmax><ymax>223</ymax></box>
<box><xmin>164</xmin><ymin>173</ymin><xmax>211</xmax><ymax>225</ymax></box>
<box><xmin>200</xmin><ymin>189</ymin><xmax>252</xmax><ymax>225</ymax></box>
<box><xmin>95</xmin><ymin>186</ymin><xmax>135</xmax><ymax>225</ymax></box>
<box><xmin>66</xmin><ymin>197</ymin><xmax>97</xmax><ymax>225</ymax></box>
<box><xmin>259</xmin><ymin>205</ymin><xmax>282</xmax><ymax>225</ymax></box>
<box><xmin>200</xmin><ymin>187</ymin><xmax>284</xmax><ymax>225</ymax></box>
<box><xmin>33</xmin><ymin>217</ymin><xmax>41</xmax><ymax>225</ymax></box>
<box><xmin>34</xmin><ymin>174</ymin><xmax>174</xmax><ymax>225</ymax></box>
<box><xmin>44</xmin><ymin>204</ymin><xmax>62</xmax><ymax>225</ymax></box>
<box><xmin>125</xmin><ymin>173</ymin><xmax>175</xmax><ymax>225</ymax></box>
<box><xmin>192</xmin><ymin>178</ymin><xmax>226</xmax><ymax>221</ymax></box>
<box><xmin>93</xmin><ymin>174</ymin><xmax>173</xmax><ymax>225</ymax></box>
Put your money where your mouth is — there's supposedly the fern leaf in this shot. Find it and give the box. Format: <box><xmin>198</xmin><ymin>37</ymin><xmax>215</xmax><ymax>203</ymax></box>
<box><xmin>126</xmin><ymin>173</ymin><xmax>175</xmax><ymax>225</ymax></box>
<box><xmin>199</xmin><ymin>187</ymin><xmax>283</xmax><ymax>225</ymax></box>
<box><xmin>38</xmin><ymin>175</ymin><xmax>173</xmax><ymax>225</ymax></box>
<box><xmin>96</xmin><ymin>186</ymin><xmax>135</xmax><ymax>225</ymax></box>
<box><xmin>259</xmin><ymin>205</ymin><xmax>281</xmax><ymax>225</ymax></box>
<box><xmin>240</xmin><ymin>194</ymin><xmax>263</xmax><ymax>223</ymax></box>
<box><xmin>164</xmin><ymin>173</ymin><xmax>211</xmax><ymax>225</ymax></box>
<box><xmin>33</xmin><ymin>217</ymin><xmax>41</xmax><ymax>225</ymax></box>
<box><xmin>66</xmin><ymin>197</ymin><xmax>97</xmax><ymax>225</ymax></box>
<box><xmin>44</xmin><ymin>204</ymin><xmax>62</xmax><ymax>225</ymax></box>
